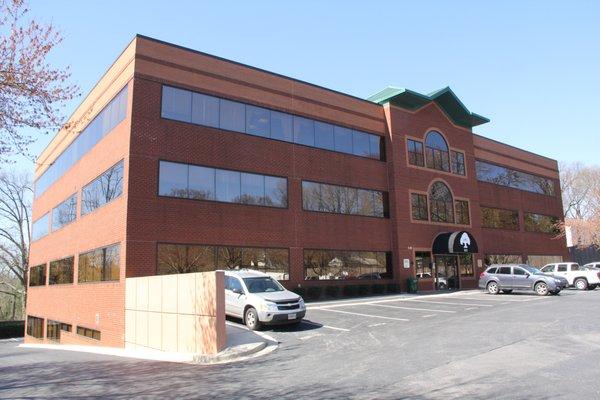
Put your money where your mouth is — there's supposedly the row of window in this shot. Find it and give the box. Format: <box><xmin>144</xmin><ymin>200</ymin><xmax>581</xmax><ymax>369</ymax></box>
<box><xmin>161</xmin><ymin>85</ymin><xmax>384</xmax><ymax>161</ymax></box>
<box><xmin>481</xmin><ymin>206</ymin><xmax>559</xmax><ymax>234</ymax></box>
<box><xmin>301</xmin><ymin>181</ymin><xmax>387</xmax><ymax>218</ymax></box>
<box><xmin>410</xmin><ymin>182</ymin><xmax>470</xmax><ymax>225</ymax></box>
<box><xmin>32</xmin><ymin>161</ymin><xmax>124</xmax><ymax>242</ymax></box>
<box><xmin>158</xmin><ymin>161</ymin><xmax>287</xmax><ymax>208</ymax></box>
<box><xmin>26</xmin><ymin>315</ymin><xmax>98</xmax><ymax>341</ymax></box>
<box><xmin>483</xmin><ymin>255</ymin><xmax>564</xmax><ymax>269</ymax></box>
<box><xmin>157</xmin><ymin>244</ymin><xmax>392</xmax><ymax>281</ymax></box>
<box><xmin>407</xmin><ymin>132</ymin><xmax>465</xmax><ymax>176</ymax></box>
<box><xmin>29</xmin><ymin>244</ymin><xmax>120</xmax><ymax>287</ymax></box>
<box><xmin>475</xmin><ymin>160</ymin><xmax>555</xmax><ymax>196</ymax></box>
<box><xmin>35</xmin><ymin>86</ymin><xmax>128</xmax><ymax>198</ymax></box>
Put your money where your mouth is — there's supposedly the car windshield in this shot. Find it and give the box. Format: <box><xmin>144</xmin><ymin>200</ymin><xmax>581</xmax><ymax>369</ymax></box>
<box><xmin>243</xmin><ymin>277</ymin><xmax>284</xmax><ymax>293</ymax></box>
<box><xmin>523</xmin><ymin>266</ymin><xmax>544</xmax><ymax>275</ymax></box>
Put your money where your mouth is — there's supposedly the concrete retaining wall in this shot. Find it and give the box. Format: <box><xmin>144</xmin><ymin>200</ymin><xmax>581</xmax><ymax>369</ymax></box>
<box><xmin>125</xmin><ymin>271</ymin><xmax>225</xmax><ymax>355</ymax></box>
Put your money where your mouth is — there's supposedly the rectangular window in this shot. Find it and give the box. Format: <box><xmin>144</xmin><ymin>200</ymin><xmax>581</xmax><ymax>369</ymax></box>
<box><xmin>159</xmin><ymin>85</ymin><xmax>385</xmax><ymax>161</ymax></box>
<box><xmin>333</xmin><ymin>126</ymin><xmax>353</xmax><ymax>154</ymax></box>
<box><xmin>459</xmin><ymin>254</ymin><xmax>474</xmax><ymax>276</ymax></box>
<box><xmin>32</xmin><ymin>213</ymin><xmax>49</xmax><ymax>241</ymax></box>
<box><xmin>481</xmin><ymin>207</ymin><xmax>519</xmax><ymax>230</ymax></box>
<box><xmin>407</xmin><ymin>139</ymin><xmax>424</xmax><ymax>167</ymax></box>
<box><xmin>270</xmin><ymin>111</ymin><xmax>293</xmax><ymax>142</ymax></box>
<box><xmin>52</xmin><ymin>193</ymin><xmax>77</xmax><ymax>231</ymax></box>
<box><xmin>78</xmin><ymin>244</ymin><xmax>120</xmax><ymax>283</ymax></box>
<box><xmin>219</xmin><ymin>99</ymin><xmax>245</xmax><ymax>133</ymax></box>
<box><xmin>191</xmin><ymin>92</ymin><xmax>220</xmax><ymax>128</ymax></box>
<box><xmin>157</xmin><ymin>243</ymin><xmax>289</xmax><ymax>280</ymax></box>
<box><xmin>411</xmin><ymin>193</ymin><xmax>428</xmax><ymax>221</ymax></box>
<box><xmin>76</xmin><ymin>326</ymin><xmax>101</xmax><ymax>341</ymax></box>
<box><xmin>29</xmin><ymin>264</ymin><xmax>46</xmax><ymax>287</ymax></box>
<box><xmin>302</xmin><ymin>180</ymin><xmax>387</xmax><ymax>218</ymax></box>
<box><xmin>524</xmin><ymin>212</ymin><xmax>559</xmax><ymax>234</ymax></box>
<box><xmin>159</xmin><ymin>161</ymin><xmax>287</xmax><ymax>208</ymax></box>
<box><xmin>81</xmin><ymin>160</ymin><xmax>124</xmax><ymax>215</ymax></box>
<box><xmin>455</xmin><ymin>200</ymin><xmax>470</xmax><ymax>225</ymax></box>
<box><xmin>415</xmin><ymin>251</ymin><xmax>432</xmax><ymax>278</ymax></box>
<box><xmin>484</xmin><ymin>254</ymin><xmax>523</xmax><ymax>266</ymax></box>
<box><xmin>526</xmin><ymin>255</ymin><xmax>563</xmax><ymax>268</ymax></box>
<box><xmin>26</xmin><ymin>316</ymin><xmax>44</xmax><ymax>339</ymax></box>
<box><xmin>61</xmin><ymin>323</ymin><xmax>72</xmax><ymax>332</ymax></box>
<box><xmin>245</xmin><ymin>105</ymin><xmax>270</xmax><ymax>138</ymax></box>
<box><xmin>352</xmin><ymin>130</ymin><xmax>370</xmax><ymax>157</ymax></box>
<box><xmin>293</xmin><ymin>116</ymin><xmax>315</xmax><ymax>146</ymax></box>
<box><xmin>49</xmin><ymin>256</ymin><xmax>74</xmax><ymax>285</ymax></box>
<box><xmin>304</xmin><ymin>249</ymin><xmax>392</xmax><ymax>280</ymax></box>
<box><xmin>47</xmin><ymin>320</ymin><xmax>61</xmax><ymax>342</ymax></box>
<box><xmin>475</xmin><ymin>160</ymin><xmax>555</xmax><ymax>196</ymax></box>
<box><xmin>451</xmin><ymin>151</ymin><xmax>465</xmax><ymax>175</ymax></box>
<box><xmin>314</xmin><ymin>121</ymin><xmax>335</xmax><ymax>150</ymax></box>
<box><xmin>35</xmin><ymin>86</ymin><xmax>127</xmax><ymax>198</ymax></box>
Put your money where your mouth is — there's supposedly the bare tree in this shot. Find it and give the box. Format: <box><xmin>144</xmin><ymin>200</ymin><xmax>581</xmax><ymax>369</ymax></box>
<box><xmin>559</xmin><ymin>162</ymin><xmax>600</xmax><ymax>247</ymax></box>
<box><xmin>0</xmin><ymin>170</ymin><xmax>31</xmax><ymax>318</ymax></box>
<box><xmin>0</xmin><ymin>0</ymin><xmax>79</xmax><ymax>162</ymax></box>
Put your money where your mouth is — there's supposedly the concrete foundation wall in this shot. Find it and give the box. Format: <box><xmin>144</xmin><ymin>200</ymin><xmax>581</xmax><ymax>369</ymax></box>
<box><xmin>125</xmin><ymin>271</ymin><xmax>225</xmax><ymax>355</ymax></box>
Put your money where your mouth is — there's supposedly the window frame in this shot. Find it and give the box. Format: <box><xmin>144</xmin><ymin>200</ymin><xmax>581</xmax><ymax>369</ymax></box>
<box><xmin>481</xmin><ymin>206</ymin><xmax>520</xmax><ymax>231</ymax></box>
<box><xmin>303</xmin><ymin>248</ymin><xmax>393</xmax><ymax>281</ymax></box>
<box><xmin>77</xmin><ymin>242</ymin><xmax>121</xmax><ymax>284</ymax></box>
<box><xmin>80</xmin><ymin>159</ymin><xmax>125</xmax><ymax>217</ymax></box>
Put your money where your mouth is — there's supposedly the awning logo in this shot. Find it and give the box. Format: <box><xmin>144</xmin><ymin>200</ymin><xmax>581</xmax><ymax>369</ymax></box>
<box><xmin>459</xmin><ymin>232</ymin><xmax>471</xmax><ymax>252</ymax></box>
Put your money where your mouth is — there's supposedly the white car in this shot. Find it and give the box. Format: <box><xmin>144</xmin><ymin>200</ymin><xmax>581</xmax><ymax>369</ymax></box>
<box><xmin>540</xmin><ymin>262</ymin><xmax>600</xmax><ymax>290</ymax></box>
<box><xmin>582</xmin><ymin>262</ymin><xmax>600</xmax><ymax>270</ymax></box>
<box><xmin>223</xmin><ymin>270</ymin><xmax>306</xmax><ymax>330</ymax></box>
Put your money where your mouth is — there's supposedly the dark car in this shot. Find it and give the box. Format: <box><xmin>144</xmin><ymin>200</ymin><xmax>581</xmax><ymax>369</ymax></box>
<box><xmin>479</xmin><ymin>264</ymin><xmax>568</xmax><ymax>296</ymax></box>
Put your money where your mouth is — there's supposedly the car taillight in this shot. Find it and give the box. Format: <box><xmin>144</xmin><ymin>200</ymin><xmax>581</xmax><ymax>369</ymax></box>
<box><xmin>479</xmin><ymin>272</ymin><xmax>486</xmax><ymax>278</ymax></box>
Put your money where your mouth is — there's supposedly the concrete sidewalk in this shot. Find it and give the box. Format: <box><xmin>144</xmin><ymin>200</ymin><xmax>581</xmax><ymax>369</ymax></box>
<box><xmin>19</xmin><ymin>323</ymin><xmax>276</xmax><ymax>365</ymax></box>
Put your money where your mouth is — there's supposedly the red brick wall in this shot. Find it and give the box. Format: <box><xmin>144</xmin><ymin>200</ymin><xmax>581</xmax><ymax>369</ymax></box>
<box><xmin>25</xmin><ymin>80</ymin><xmax>133</xmax><ymax>347</ymax></box>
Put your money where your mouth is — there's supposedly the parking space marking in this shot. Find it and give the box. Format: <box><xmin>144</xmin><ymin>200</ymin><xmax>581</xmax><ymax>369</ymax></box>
<box><xmin>301</xmin><ymin>320</ymin><xmax>350</xmax><ymax>332</ymax></box>
<box><xmin>422</xmin><ymin>314</ymin><xmax>435</xmax><ymax>318</ymax></box>
<box><xmin>403</xmin><ymin>299</ymin><xmax>493</xmax><ymax>307</ymax></box>
<box><xmin>318</xmin><ymin>308</ymin><xmax>410</xmax><ymax>322</ymax></box>
<box><xmin>368</xmin><ymin>303</ymin><xmax>457</xmax><ymax>313</ymax></box>
<box><xmin>465</xmin><ymin>307</ymin><xmax>478</xmax><ymax>310</ymax></box>
<box><xmin>458</xmin><ymin>296</ymin><xmax>542</xmax><ymax>302</ymax></box>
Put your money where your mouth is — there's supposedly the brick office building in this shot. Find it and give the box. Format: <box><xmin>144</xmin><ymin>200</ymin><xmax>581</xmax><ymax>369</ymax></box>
<box><xmin>25</xmin><ymin>35</ymin><xmax>568</xmax><ymax>347</ymax></box>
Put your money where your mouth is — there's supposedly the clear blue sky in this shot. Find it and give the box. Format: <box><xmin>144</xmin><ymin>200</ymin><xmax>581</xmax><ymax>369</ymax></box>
<box><xmin>18</xmin><ymin>0</ymin><xmax>600</xmax><ymax>172</ymax></box>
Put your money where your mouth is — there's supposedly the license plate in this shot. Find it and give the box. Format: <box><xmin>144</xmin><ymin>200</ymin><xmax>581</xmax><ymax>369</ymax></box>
<box><xmin>288</xmin><ymin>313</ymin><xmax>296</xmax><ymax>320</ymax></box>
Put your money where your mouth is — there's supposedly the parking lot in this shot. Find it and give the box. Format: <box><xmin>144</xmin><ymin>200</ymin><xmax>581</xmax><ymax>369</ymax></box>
<box><xmin>2</xmin><ymin>289</ymin><xmax>600</xmax><ymax>399</ymax></box>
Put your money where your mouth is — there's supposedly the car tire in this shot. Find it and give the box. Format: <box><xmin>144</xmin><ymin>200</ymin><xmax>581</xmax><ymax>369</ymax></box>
<box><xmin>534</xmin><ymin>282</ymin><xmax>549</xmax><ymax>296</ymax></box>
<box><xmin>550</xmin><ymin>290</ymin><xmax>560</xmax><ymax>295</ymax></box>
<box><xmin>487</xmin><ymin>281</ymin><xmax>499</xmax><ymax>295</ymax></box>
<box><xmin>574</xmin><ymin>278</ymin><xmax>588</xmax><ymax>290</ymax></box>
<box><xmin>244</xmin><ymin>307</ymin><xmax>262</xmax><ymax>331</ymax></box>
<box><xmin>502</xmin><ymin>290</ymin><xmax>513</xmax><ymax>294</ymax></box>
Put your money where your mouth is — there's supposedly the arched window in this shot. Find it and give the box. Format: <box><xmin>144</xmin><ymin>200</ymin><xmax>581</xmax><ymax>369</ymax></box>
<box><xmin>429</xmin><ymin>181</ymin><xmax>454</xmax><ymax>223</ymax></box>
<box><xmin>425</xmin><ymin>131</ymin><xmax>450</xmax><ymax>172</ymax></box>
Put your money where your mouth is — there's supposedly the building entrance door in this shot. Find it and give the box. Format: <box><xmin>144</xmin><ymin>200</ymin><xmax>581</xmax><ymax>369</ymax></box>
<box><xmin>434</xmin><ymin>255</ymin><xmax>459</xmax><ymax>290</ymax></box>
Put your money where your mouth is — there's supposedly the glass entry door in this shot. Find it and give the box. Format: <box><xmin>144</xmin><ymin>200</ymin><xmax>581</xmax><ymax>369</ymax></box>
<box><xmin>434</xmin><ymin>255</ymin><xmax>459</xmax><ymax>290</ymax></box>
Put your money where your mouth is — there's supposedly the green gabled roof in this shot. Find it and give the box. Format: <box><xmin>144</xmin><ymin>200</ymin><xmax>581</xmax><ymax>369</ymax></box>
<box><xmin>367</xmin><ymin>86</ymin><xmax>489</xmax><ymax>128</ymax></box>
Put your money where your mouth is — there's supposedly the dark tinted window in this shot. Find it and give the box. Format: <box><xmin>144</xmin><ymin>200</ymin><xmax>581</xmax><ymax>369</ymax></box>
<box><xmin>81</xmin><ymin>161</ymin><xmax>124</xmax><ymax>215</ymax></box>
<box><xmin>429</xmin><ymin>181</ymin><xmax>454</xmax><ymax>223</ymax></box>
<box><xmin>77</xmin><ymin>326</ymin><xmax>101</xmax><ymax>340</ymax></box>
<box><xmin>407</xmin><ymin>139</ymin><xmax>424</xmax><ymax>167</ymax></box>
<box><xmin>498</xmin><ymin>267</ymin><xmax>512</xmax><ymax>274</ymax></box>
<box><xmin>78</xmin><ymin>244</ymin><xmax>120</xmax><ymax>283</ymax></box>
<box><xmin>411</xmin><ymin>193</ymin><xmax>428</xmax><ymax>221</ymax></box>
<box><xmin>482</xmin><ymin>207</ymin><xmax>519</xmax><ymax>230</ymax></box>
<box><xmin>541</xmin><ymin>265</ymin><xmax>555</xmax><ymax>273</ymax></box>
<box><xmin>47</xmin><ymin>320</ymin><xmax>61</xmax><ymax>342</ymax></box>
<box><xmin>302</xmin><ymin>180</ymin><xmax>387</xmax><ymax>218</ymax></box>
<box><xmin>513</xmin><ymin>267</ymin><xmax>526</xmax><ymax>275</ymax></box>
<box><xmin>425</xmin><ymin>131</ymin><xmax>450</xmax><ymax>172</ymax></box>
<box><xmin>451</xmin><ymin>151</ymin><xmax>465</xmax><ymax>175</ymax></box>
<box><xmin>29</xmin><ymin>264</ymin><xmax>46</xmax><ymax>286</ymax></box>
<box><xmin>487</xmin><ymin>267</ymin><xmax>497</xmax><ymax>274</ymax></box>
<box><xmin>26</xmin><ymin>316</ymin><xmax>43</xmax><ymax>338</ymax></box>
<box><xmin>557</xmin><ymin>264</ymin><xmax>567</xmax><ymax>272</ymax></box>
<box><xmin>571</xmin><ymin>264</ymin><xmax>580</xmax><ymax>271</ymax></box>
<box><xmin>455</xmin><ymin>200</ymin><xmax>470</xmax><ymax>225</ymax></box>
<box><xmin>304</xmin><ymin>249</ymin><xmax>391</xmax><ymax>280</ymax></box>
<box><xmin>49</xmin><ymin>257</ymin><xmax>74</xmax><ymax>285</ymax></box>
<box><xmin>524</xmin><ymin>213</ymin><xmax>559</xmax><ymax>234</ymax></box>
<box><xmin>475</xmin><ymin>160</ymin><xmax>555</xmax><ymax>196</ymax></box>
<box><xmin>52</xmin><ymin>194</ymin><xmax>77</xmax><ymax>231</ymax></box>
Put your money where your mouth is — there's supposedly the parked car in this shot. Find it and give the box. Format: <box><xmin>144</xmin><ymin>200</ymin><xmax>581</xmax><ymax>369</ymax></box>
<box><xmin>582</xmin><ymin>262</ymin><xmax>600</xmax><ymax>270</ymax></box>
<box><xmin>479</xmin><ymin>264</ymin><xmax>568</xmax><ymax>296</ymax></box>
<box><xmin>223</xmin><ymin>269</ymin><xmax>306</xmax><ymax>330</ymax></box>
<box><xmin>540</xmin><ymin>262</ymin><xmax>600</xmax><ymax>290</ymax></box>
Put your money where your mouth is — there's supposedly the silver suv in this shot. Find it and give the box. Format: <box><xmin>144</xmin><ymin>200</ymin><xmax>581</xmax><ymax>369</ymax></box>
<box><xmin>224</xmin><ymin>270</ymin><xmax>306</xmax><ymax>330</ymax></box>
<box><xmin>479</xmin><ymin>264</ymin><xmax>568</xmax><ymax>296</ymax></box>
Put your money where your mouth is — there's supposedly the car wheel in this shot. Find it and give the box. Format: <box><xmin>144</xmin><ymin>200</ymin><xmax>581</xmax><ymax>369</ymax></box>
<box><xmin>574</xmin><ymin>278</ymin><xmax>588</xmax><ymax>290</ymax></box>
<box><xmin>487</xmin><ymin>281</ymin><xmax>499</xmax><ymax>295</ymax></box>
<box><xmin>503</xmin><ymin>290</ymin><xmax>513</xmax><ymax>294</ymax></box>
<box><xmin>244</xmin><ymin>307</ymin><xmax>262</xmax><ymax>331</ymax></box>
<box><xmin>534</xmin><ymin>282</ymin><xmax>549</xmax><ymax>296</ymax></box>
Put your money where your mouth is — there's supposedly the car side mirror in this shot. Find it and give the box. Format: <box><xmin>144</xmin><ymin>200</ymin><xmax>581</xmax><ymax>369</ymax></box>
<box><xmin>525</xmin><ymin>273</ymin><xmax>530</xmax><ymax>278</ymax></box>
<box><xmin>233</xmin><ymin>288</ymin><xmax>244</xmax><ymax>295</ymax></box>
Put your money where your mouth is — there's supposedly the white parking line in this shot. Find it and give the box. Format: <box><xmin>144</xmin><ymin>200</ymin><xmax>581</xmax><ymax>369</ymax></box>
<box><xmin>465</xmin><ymin>307</ymin><xmax>478</xmax><ymax>310</ymax></box>
<box><xmin>301</xmin><ymin>320</ymin><xmax>350</xmax><ymax>332</ymax></box>
<box><xmin>404</xmin><ymin>299</ymin><xmax>493</xmax><ymax>307</ymax></box>
<box><xmin>422</xmin><ymin>314</ymin><xmax>435</xmax><ymax>318</ymax></box>
<box><xmin>458</xmin><ymin>296</ymin><xmax>542</xmax><ymax>302</ymax></box>
<box><xmin>368</xmin><ymin>303</ymin><xmax>457</xmax><ymax>313</ymax></box>
<box><xmin>318</xmin><ymin>308</ymin><xmax>410</xmax><ymax>322</ymax></box>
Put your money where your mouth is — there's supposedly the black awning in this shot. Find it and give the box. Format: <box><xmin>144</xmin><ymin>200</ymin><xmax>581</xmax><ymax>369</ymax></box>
<box><xmin>432</xmin><ymin>231</ymin><xmax>479</xmax><ymax>254</ymax></box>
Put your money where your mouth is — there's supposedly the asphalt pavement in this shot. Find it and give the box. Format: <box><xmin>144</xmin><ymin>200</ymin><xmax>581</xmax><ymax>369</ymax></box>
<box><xmin>1</xmin><ymin>289</ymin><xmax>600</xmax><ymax>399</ymax></box>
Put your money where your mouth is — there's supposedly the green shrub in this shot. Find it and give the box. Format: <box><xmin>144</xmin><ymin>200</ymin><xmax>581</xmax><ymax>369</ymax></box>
<box><xmin>371</xmin><ymin>284</ymin><xmax>385</xmax><ymax>295</ymax></box>
<box><xmin>292</xmin><ymin>287</ymin><xmax>306</xmax><ymax>298</ymax></box>
<box><xmin>386</xmin><ymin>283</ymin><xmax>401</xmax><ymax>294</ymax></box>
<box><xmin>342</xmin><ymin>285</ymin><xmax>358</xmax><ymax>297</ymax></box>
<box><xmin>306</xmin><ymin>286</ymin><xmax>323</xmax><ymax>301</ymax></box>
<box><xmin>357</xmin><ymin>285</ymin><xmax>370</xmax><ymax>296</ymax></box>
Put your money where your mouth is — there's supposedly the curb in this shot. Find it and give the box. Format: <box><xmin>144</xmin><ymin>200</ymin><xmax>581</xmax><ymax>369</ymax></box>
<box><xmin>193</xmin><ymin>341</ymin><xmax>267</xmax><ymax>364</ymax></box>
